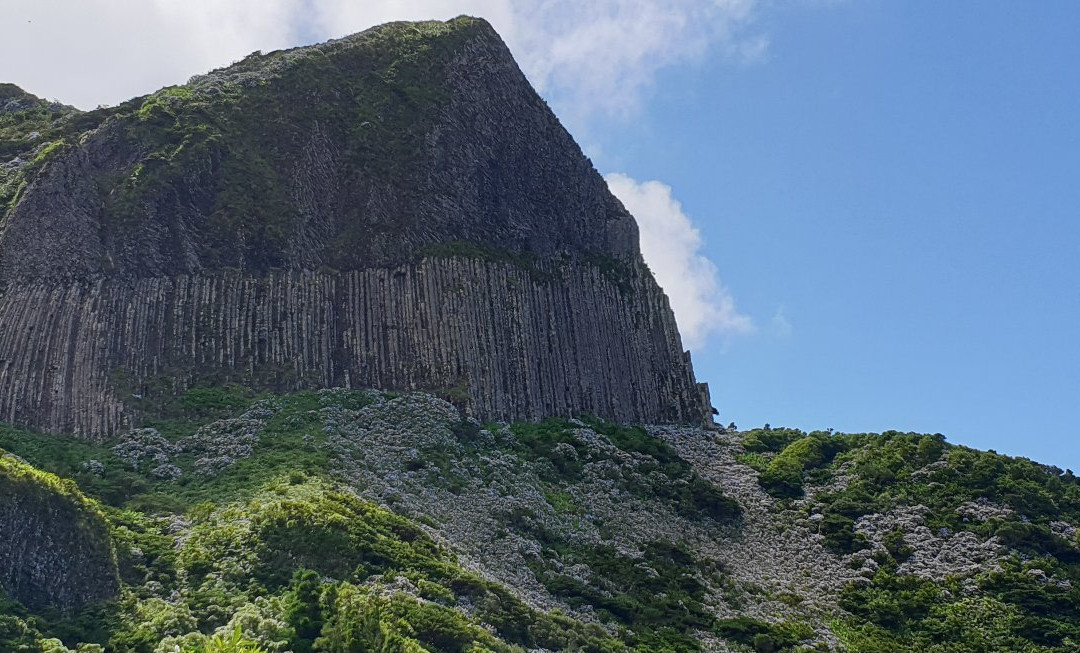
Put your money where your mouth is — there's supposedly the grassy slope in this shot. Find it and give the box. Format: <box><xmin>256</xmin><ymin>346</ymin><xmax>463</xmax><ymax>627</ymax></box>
<box><xmin>0</xmin><ymin>387</ymin><xmax>735</xmax><ymax>652</ymax></box>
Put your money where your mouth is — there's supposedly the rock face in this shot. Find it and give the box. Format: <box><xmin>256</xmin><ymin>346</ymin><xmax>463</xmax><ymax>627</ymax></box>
<box><xmin>0</xmin><ymin>453</ymin><xmax>119</xmax><ymax>611</ymax></box>
<box><xmin>0</xmin><ymin>17</ymin><xmax>711</xmax><ymax>438</ymax></box>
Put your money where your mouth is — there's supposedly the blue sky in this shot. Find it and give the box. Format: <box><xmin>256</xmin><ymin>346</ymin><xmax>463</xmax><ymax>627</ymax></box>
<box><xmin>2</xmin><ymin>1</ymin><xmax>1077</xmax><ymax>468</ymax></box>
<box><xmin>588</xmin><ymin>2</ymin><xmax>1080</xmax><ymax>469</ymax></box>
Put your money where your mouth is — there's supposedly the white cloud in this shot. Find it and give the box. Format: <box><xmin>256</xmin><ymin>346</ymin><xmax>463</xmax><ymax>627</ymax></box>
<box><xmin>504</xmin><ymin>0</ymin><xmax>764</xmax><ymax>122</ymax></box>
<box><xmin>1</xmin><ymin>0</ymin><xmax>303</xmax><ymax>109</ymax></box>
<box><xmin>605</xmin><ymin>173</ymin><xmax>753</xmax><ymax>349</ymax></box>
<box><xmin>0</xmin><ymin>0</ymin><xmax>766</xmax><ymax>120</ymax></box>
<box><xmin>770</xmin><ymin>307</ymin><xmax>793</xmax><ymax>338</ymax></box>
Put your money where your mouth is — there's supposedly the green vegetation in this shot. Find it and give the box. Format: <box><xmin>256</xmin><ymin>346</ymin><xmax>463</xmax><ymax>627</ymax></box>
<box><xmin>509</xmin><ymin>417</ymin><xmax>740</xmax><ymax>522</ymax></box>
<box><xmin>837</xmin><ymin>563</ymin><xmax>1080</xmax><ymax>652</ymax></box>
<box><xmin>0</xmin><ymin>456</ymin><xmax>118</xmax><ymax>646</ymax></box>
<box><xmin>527</xmin><ymin>539</ymin><xmax>721</xmax><ymax>650</ymax></box>
<box><xmin>746</xmin><ymin>429</ymin><xmax>845</xmax><ymax>499</ymax></box>
<box><xmin>31</xmin><ymin>138</ymin><xmax>67</xmax><ymax>164</ymax></box>
<box><xmin>4</xmin><ymin>386</ymin><xmax>1080</xmax><ymax>651</ymax></box>
<box><xmin>0</xmin><ymin>386</ymin><xmax>335</xmax><ymax>511</ymax></box>
<box><xmin>0</xmin><ymin>450</ymin><xmax>117</xmax><ymax>567</ymax></box>
<box><xmin>714</xmin><ymin>617</ymin><xmax>816</xmax><ymax>653</ymax></box>
<box><xmin>0</xmin><ymin>84</ymin><xmax>112</xmax><ymax>221</ymax></box>
<box><xmin>0</xmin><ymin>447</ymin><xmax>109</xmax><ymax>520</ymax></box>
<box><xmin>0</xmin><ymin>85</ymin><xmax>78</xmax><ymax>159</ymax></box>
<box><xmin>0</xmin><ymin>387</ymin><xmax>738</xmax><ymax>652</ymax></box>
<box><xmin>741</xmin><ymin>426</ymin><xmax>1080</xmax><ymax>651</ymax></box>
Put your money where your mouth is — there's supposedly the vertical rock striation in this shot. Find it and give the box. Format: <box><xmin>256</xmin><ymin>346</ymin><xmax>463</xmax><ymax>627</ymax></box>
<box><xmin>0</xmin><ymin>259</ymin><xmax>709</xmax><ymax>438</ymax></box>
<box><xmin>0</xmin><ymin>17</ymin><xmax>713</xmax><ymax>438</ymax></box>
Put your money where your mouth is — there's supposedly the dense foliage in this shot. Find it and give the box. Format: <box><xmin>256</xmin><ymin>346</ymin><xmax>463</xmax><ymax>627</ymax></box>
<box><xmin>509</xmin><ymin>417</ymin><xmax>740</xmax><ymax>523</ymax></box>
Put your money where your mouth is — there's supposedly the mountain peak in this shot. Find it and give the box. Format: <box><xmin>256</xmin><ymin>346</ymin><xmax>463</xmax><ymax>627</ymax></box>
<box><xmin>188</xmin><ymin>16</ymin><xmax>498</xmax><ymax>98</ymax></box>
<box><xmin>0</xmin><ymin>18</ymin><xmax>710</xmax><ymax>437</ymax></box>
<box><xmin>2</xmin><ymin>15</ymin><xmax>634</xmax><ymax>282</ymax></box>
<box><xmin>0</xmin><ymin>83</ymin><xmax>36</xmax><ymax>106</ymax></box>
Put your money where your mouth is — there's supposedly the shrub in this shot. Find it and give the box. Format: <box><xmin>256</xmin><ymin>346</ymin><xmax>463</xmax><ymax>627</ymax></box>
<box><xmin>759</xmin><ymin>436</ymin><xmax>825</xmax><ymax>498</ymax></box>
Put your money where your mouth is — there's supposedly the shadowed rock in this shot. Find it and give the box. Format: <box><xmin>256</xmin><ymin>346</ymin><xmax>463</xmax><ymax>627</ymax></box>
<box><xmin>0</xmin><ymin>454</ymin><xmax>119</xmax><ymax>611</ymax></box>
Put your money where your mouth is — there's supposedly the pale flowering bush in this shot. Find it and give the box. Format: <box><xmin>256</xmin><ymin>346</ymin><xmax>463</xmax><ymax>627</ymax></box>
<box><xmin>181</xmin><ymin>418</ymin><xmax>263</xmax><ymax>460</ymax></box>
<box><xmin>81</xmin><ymin>459</ymin><xmax>105</xmax><ymax>476</ymax></box>
<box><xmin>151</xmin><ymin>464</ymin><xmax>184</xmax><ymax>480</ymax></box>
<box><xmin>240</xmin><ymin>399</ymin><xmax>282</xmax><ymax>422</ymax></box>
<box><xmin>194</xmin><ymin>456</ymin><xmax>239</xmax><ymax>478</ymax></box>
<box><xmin>112</xmin><ymin>428</ymin><xmax>180</xmax><ymax>471</ymax></box>
<box><xmin>111</xmin><ymin>400</ymin><xmax>282</xmax><ymax>479</ymax></box>
<box><xmin>179</xmin><ymin>399</ymin><xmax>280</xmax><ymax>477</ymax></box>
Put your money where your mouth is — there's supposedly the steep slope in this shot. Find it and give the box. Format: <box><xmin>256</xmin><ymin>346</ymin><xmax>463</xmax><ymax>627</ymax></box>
<box><xmin>0</xmin><ymin>17</ymin><xmax>710</xmax><ymax>438</ymax></box>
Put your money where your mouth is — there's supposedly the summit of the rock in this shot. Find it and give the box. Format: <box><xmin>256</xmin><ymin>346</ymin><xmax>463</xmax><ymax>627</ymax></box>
<box><xmin>0</xmin><ymin>83</ymin><xmax>42</xmax><ymax>110</ymax></box>
<box><xmin>1</xmin><ymin>16</ymin><xmax>637</xmax><ymax>282</ymax></box>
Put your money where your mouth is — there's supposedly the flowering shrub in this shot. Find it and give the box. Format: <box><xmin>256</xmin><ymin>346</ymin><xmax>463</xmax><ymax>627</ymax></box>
<box><xmin>112</xmin><ymin>428</ymin><xmax>180</xmax><ymax>472</ymax></box>
<box><xmin>179</xmin><ymin>401</ymin><xmax>280</xmax><ymax>478</ymax></box>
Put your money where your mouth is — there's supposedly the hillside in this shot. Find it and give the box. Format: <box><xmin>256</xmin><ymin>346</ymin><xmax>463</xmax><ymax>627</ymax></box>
<box><xmin>1</xmin><ymin>386</ymin><xmax>1077</xmax><ymax>652</ymax></box>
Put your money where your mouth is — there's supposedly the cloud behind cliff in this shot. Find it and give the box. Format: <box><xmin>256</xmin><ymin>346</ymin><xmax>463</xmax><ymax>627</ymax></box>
<box><xmin>1</xmin><ymin>1</ymin><xmax>299</xmax><ymax>109</ymax></box>
<box><xmin>1</xmin><ymin>0</ymin><xmax>765</xmax><ymax>122</ymax></box>
<box><xmin>605</xmin><ymin>173</ymin><xmax>754</xmax><ymax>348</ymax></box>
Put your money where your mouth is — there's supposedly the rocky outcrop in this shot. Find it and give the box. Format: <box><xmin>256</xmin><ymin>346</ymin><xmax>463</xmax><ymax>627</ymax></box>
<box><xmin>0</xmin><ymin>17</ymin><xmax>712</xmax><ymax>437</ymax></box>
<box><xmin>0</xmin><ymin>453</ymin><xmax>119</xmax><ymax>611</ymax></box>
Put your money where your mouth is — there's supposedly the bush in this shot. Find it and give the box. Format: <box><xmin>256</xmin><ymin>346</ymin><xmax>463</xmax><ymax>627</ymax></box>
<box><xmin>759</xmin><ymin>436</ymin><xmax>826</xmax><ymax>498</ymax></box>
<box><xmin>713</xmin><ymin>617</ymin><xmax>813</xmax><ymax>652</ymax></box>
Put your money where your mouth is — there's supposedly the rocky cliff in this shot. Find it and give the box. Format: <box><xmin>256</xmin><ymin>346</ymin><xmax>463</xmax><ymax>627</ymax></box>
<box><xmin>0</xmin><ymin>452</ymin><xmax>119</xmax><ymax>612</ymax></box>
<box><xmin>0</xmin><ymin>17</ymin><xmax>711</xmax><ymax>438</ymax></box>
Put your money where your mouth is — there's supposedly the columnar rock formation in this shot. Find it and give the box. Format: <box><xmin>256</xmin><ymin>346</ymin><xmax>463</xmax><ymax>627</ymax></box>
<box><xmin>0</xmin><ymin>17</ymin><xmax>712</xmax><ymax>438</ymax></box>
<box><xmin>0</xmin><ymin>261</ymin><xmax>707</xmax><ymax>437</ymax></box>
